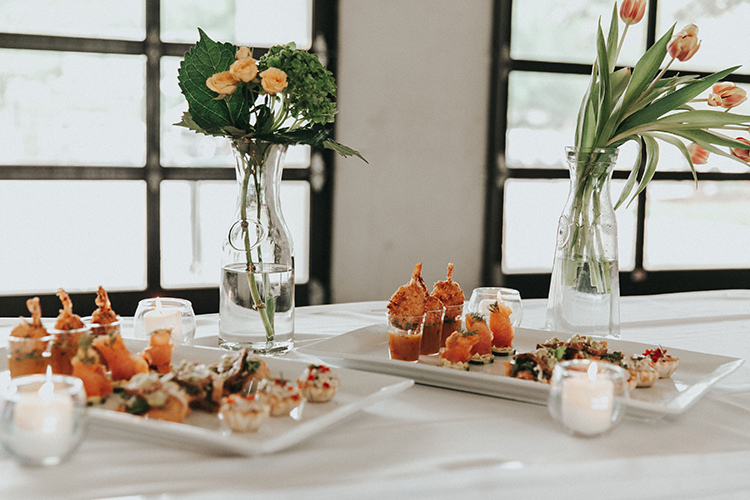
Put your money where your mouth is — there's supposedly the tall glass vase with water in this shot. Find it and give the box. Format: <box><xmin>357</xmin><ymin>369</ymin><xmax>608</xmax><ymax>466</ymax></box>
<box><xmin>219</xmin><ymin>138</ymin><xmax>295</xmax><ymax>354</ymax></box>
<box><xmin>546</xmin><ymin>147</ymin><xmax>620</xmax><ymax>338</ymax></box>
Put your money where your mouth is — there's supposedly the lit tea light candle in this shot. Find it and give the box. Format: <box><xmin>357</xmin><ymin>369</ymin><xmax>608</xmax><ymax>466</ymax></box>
<box><xmin>561</xmin><ymin>362</ymin><xmax>614</xmax><ymax>435</ymax></box>
<box><xmin>12</xmin><ymin>369</ymin><xmax>75</xmax><ymax>461</ymax></box>
<box><xmin>143</xmin><ymin>297</ymin><xmax>183</xmax><ymax>343</ymax></box>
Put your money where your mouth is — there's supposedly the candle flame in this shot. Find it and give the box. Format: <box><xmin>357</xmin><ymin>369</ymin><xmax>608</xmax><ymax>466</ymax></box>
<box><xmin>155</xmin><ymin>296</ymin><xmax>163</xmax><ymax>311</ymax></box>
<box><xmin>587</xmin><ymin>362</ymin><xmax>598</xmax><ymax>382</ymax></box>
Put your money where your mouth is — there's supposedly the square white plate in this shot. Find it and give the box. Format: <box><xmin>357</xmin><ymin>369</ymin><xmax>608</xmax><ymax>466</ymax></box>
<box><xmin>0</xmin><ymin>338</ymin><xmax>414</xmax><ymax>456</ymax></box>
<box><xmin>299</xmin><ymin>325</ymin><xmax>743</xmax><ymax>418</ymax></box>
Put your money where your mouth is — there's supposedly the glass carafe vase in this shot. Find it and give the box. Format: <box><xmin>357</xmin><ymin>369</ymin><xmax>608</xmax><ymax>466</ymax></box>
<box><xmin>545</xmin><ymin>147</ymin><xmax>620</xmax><ymax>338</ymax></box>
<box><xmin>219</xmin><ymin>138</ymin><xmax>295</xmax><ymax>354</ymax></box>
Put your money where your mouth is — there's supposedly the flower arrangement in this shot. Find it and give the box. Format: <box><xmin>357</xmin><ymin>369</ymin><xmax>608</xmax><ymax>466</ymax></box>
<box><xmin>575</xmin><ymin>0</ymin><xmax>750</xmax><ymax>208</ymax></box>
<box><xmin>175</xmin><ymin>30</ymin><xmax>365</xmax><ymax>349</ymax></box>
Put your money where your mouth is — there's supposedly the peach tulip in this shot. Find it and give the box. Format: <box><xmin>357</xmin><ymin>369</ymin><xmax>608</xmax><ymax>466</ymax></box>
<box><xmin>707</xmin><ymin>82</ymin><xmax>747</xmax><ymax>109</ymax></box>
<box><xmin>667</xmin><ymin>24</ymin><xmax>701</xmax><ymax>62</ymax></box>
<box><xmin>687</xmin><ymin>142</ymin><xmax>710</xmax><ymax>165</ymax></box>
<box><xmin>730</xmin><ymin>137</ymin><xmax>750</xmax><ymax>162</ymax></box>
<box><xmin>620</xmin><ymin>0</ymin><xmax>646</xmax><ymax>26</ymax></box>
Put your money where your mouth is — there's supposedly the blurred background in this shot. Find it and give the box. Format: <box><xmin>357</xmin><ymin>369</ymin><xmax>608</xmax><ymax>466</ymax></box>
<box><xmin>1</xmin><ymin>0</ymin><xmax>749</xmax><ymax>317</ymax></box>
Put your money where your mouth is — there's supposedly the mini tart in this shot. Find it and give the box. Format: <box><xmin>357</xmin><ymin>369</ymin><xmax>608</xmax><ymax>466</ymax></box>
<box><xmin>219</xmin><ymin>393</ymin><xmax>270</xmax><ymax>433</ymax></box>
<box><xmin>624</xmin><ymin>356</ymin><xmax>659</xmax><ymax>388</ymax></box>
<box><xmin>469</xmin><ymin>352</ymin><xmax>494</xmax><ymax>364</ymax></box>
<box><xmin>297</xmin><ymin>365</ymin><xmax>340</xmax><ymax>403</ymax></box>
<box><xmin>491</xmin><ymin>345</ymin><xmax>515</xmax><ymax>356</ymax></box>
<box><xmin>257</xmin><ymin>377</ymin><xmax>303</xmax><ymax>417</ymax></box>
<box><xmin>643</xmin><ymin>348</ymin><xmax>679</xmax><ymax>378</ymax></box>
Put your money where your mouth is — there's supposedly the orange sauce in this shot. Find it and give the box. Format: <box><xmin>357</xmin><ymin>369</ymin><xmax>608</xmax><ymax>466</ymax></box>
<box><xmin>388</xmin><ymin>331</ymin><xmax>422</xmax><ymax>362</ymax></box>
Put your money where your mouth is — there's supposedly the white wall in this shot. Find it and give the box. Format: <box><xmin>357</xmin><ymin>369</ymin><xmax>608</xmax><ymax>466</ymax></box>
<box><xmin>331</xmin><ymin>0</ymin><xmax>494</xmax><ymax>302</ymax></box>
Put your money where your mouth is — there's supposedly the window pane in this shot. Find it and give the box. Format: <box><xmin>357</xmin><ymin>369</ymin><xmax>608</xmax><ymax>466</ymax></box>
<box><xmin>161</xmin><ymin>0</ymin><xmax>313</xmax><ymax>49</ymax></box>
<box><xmin>0</xmin><ymin>181</ymin><xmax>147</xmax><ymax>295</ymax></box>
<box><xmin>160</xmin><ymin>56</ymin><xmax>310</xmax><ymax>169</ymax></box>
<box><xmin>160</xmin><ymin>180</ymin><xmax>309</xmax><ymax>289</ymax></box>
<box><xmin>644</xmin><ymin>181</ymin><xmax>750</xmax><ymax>270</ymax></box>
<box><xmin>502</xmin><ymin>179</ymin><xmax>637</xmax><ymax>273</ymax></box>
<box><xmin>656</xmin><ymin>1</ymin><xmax>750</xmax><ymax>75</ymax></box>
<box><xmin>0</xmin><ymin>49</ymin><xmax>146</xmax><ymax>166</ymax></box>
<box><xmin>510</xmin><ymin>0</ymin><xmax>646</xmax><ymax>67</ymax></box>
<box><xmin>506</xmin><ymin>71</ymin><xmax>639</xmax><ymax>171</ymax></box>
<box><xmin>0</xmin><ymin>0</ymin><xmax>145</xmax><ymax>40</ymax></box>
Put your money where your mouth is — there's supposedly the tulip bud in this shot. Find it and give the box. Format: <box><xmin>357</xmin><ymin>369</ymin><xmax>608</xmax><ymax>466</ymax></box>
<box><xmin>687</xmin><ymin>142</ymin><xmax>710</xmax><ymax>165</ymax></box>
<box><xmin>667</xmin><ymin>24</ymin><xmax>701</xmax><ymax>62</ymax></box>
<box><xmin>730</xmin><ymin>137</ymin><xmax>750</xmax><ymax>162</ymax></box>
<box><xmin>707</xmin><ymin>82</ymin><xmax>747</xmax><ymax>109</ymax></box>
<box><xmin>620</xmin><ymin>0</ymin><xmax>646</xmax><ymax>26</ymax></box>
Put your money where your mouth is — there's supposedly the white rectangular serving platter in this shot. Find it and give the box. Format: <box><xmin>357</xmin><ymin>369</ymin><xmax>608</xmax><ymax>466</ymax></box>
<box><xmin>299</xmin><ymin>325</ymin><xmax>743</xmax><ymax>418</ymax></box>
<box><xmin>0</xmin><ymin>338</ymin><xmax>414</xmax><ymax>456</ymax></box>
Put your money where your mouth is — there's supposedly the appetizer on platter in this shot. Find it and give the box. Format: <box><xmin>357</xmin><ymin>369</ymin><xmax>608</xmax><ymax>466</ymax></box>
<box><xmin>643</xmin><ymin>347</ymin><xmax>680</xmax><ymax>378</ymax></box>
<box><xmin>439</xmin><ymin>330</ymin><xmax>480</xmax><ymax>371</ymax></box>
<box><xmin>211</xmin><ymin>349</ymin><xmax>270</xmax><ymax>396</ymax></box>
<box><xmin>257</xmin><ymin>377</ymin><xmax>303</xmax><ymax>417</ymax></box>
<box><xmin>219</xmin><ymin>393</ymin><xmax>271</xmax><ymax>432</ymax></box>
<box><xmin>8</xmin><ymin>297</ymin><xmax>50</xmax><ymax>377</ymax></box>
<box><xmin>622</xmin><ymin>355</ymin><xmax>659</xmax><ymax>389</ymax></box>
<box><xmin>50</xmin><ymin>289</ymin><xmax>87</xmax><ymax>375</ymax></box>
<box><xmin>431</xmin><ymin>263</ymin><xmax>465</xmax><ymax>347</ymax></box>
<box><xmin>464</xmin><ymin>313</ymin><xmax>494</xmax><ymax>364</ymax></box>
<box><xmin>72</xmin><ymin>334</ymin><xmax>114</xmax><ymax>402</ymax></box>
<box><xmin>90</xmin><ymin>286</ymin><xmax>120</xmax><ymax>336</ymax></box>
<box><xmin>387</xmin><ymin>262</ymin><xmax>427</xmax><ymax>317</ymax></box>
<box><xmin>298</xmin><ymin>364</ymin><xmax>340</xmax><ymax>403</ymax></box>
<box><xmin>118</xmin><ymin>371</ymin><xmax>191</xmax><ymax>423</ymax></box>
<box><xmin>172</xmin><ymin>359</ymin><xmax>223</xmax><ymax>411</ymax></box>
<box><xmin>488</xmin><ymin>300</ymin><xmax>515</xmax><ymax>356</ymax></box>
<box><xmin>140</xmin><ymin>329</ymin><xmax>175</xmax><ymax>374</ymax></box>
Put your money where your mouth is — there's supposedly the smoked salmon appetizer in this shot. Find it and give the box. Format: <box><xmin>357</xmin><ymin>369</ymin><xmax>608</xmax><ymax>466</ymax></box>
<box><xmin>488</xmin><ymin>300</ymin><xmax>515</xmax><ymax>355</ymax></box>
<box><xmin>439</xmin><ymin>329</ymin><xmax>480</xmax><ymax>371</ymax></box>
<box><xmin>140</xmin><ymin>329</ymin><xmax>175</xmax><ymax>374</ymax></box>
<box><xmin>92</xmin><ymin>331</ymin><xmax>149</xmax><ymax>381</ymax></box>
<box><xmin>72</xmin><ymin>335</ymin><xmax>114</xmax><ymax>401</ymax></box>
<box><xmin>465</xmin><ymin>313</ymin><xmax>494</xmax><ymax>364</ymax></box>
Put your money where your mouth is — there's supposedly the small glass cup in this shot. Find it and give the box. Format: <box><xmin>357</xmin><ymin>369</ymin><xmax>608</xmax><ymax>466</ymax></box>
<box><xmin>47</xmin><ymin>327</ymin><xmax>89</xmax><ymax>376</ymax></box>
<box><xmin>467</xmin><ymin>287</ymin><xmax>523</xmax><ymax>327</ymax></box>
<box><xmin>440</xmin><ymin>304</ymin><xmax>463</xmax><ymax>348</ymax></box>
<box><xmin>83</xmin><ymin>316</ymin><xmax>122</xmax><ymax>338</ymax></box>
<box><xmin>420</xmin><ymin>307</ymin><xmax>444</xmax><ymax>356</ymax></box>
<box><xmin>0</xmin><ymin>374</ymin><xmax>87</xmax><ymax>466</ymax></box>
<box><xmin>386</xmin><ymin>313</ymin><xmax>424</xmax><ymax>362</ymax></box>
<box><xmin>7</xmin><ymin>335</ymin><xmax>53</xmax><ymax>378</ymax></box>
<box><xmin>548</xmin><ymin>359</ymin><xmax>629</xmax><ymax>437</ymax></box>
<box><xmin>133</xmin><ymin>298</ymin><xmax>197</xmax><ymax>345</ymax></box>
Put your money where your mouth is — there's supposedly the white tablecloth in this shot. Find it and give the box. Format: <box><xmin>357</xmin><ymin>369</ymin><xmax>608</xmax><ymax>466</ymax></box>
<box><xmin>2</xmin><ymin>290</ymin><xmax>750</xmax><ymax>499</ymax></box>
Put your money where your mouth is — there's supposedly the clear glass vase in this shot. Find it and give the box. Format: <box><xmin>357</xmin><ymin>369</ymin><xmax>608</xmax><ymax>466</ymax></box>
<box><xmin>545</xmin><ymin>147</ymin><xmax>620</xmax><ymax>338</ymax></box>
<box><xmin>219</xmin><ymin>138</ymin><xmax>295</xmax><ymax>354</ymax></box>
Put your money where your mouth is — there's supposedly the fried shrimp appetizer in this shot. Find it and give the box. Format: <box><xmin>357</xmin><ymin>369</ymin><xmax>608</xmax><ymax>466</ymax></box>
<box><xmin>91</xmin><ymin>286</ymin><xmax>118</xmax><ymax>326</ymax></box>
<box><xmin>431</xmin><ymin>263</ymin><xmax>465</xmax><ymax>307</ymax></box>
<box><xmin>54</xmin><ymin>289</ymin><xmax>85</xmax><ymax>330</ymax></box>
<box><xmin>387</xmin><ymin>262</ymin><xmax>426</xmax><ymax>317</ymax></box>
<box><xmin>11</xmin><ymin>297</ymin><xmax>48</xmax><ymax>339</ymax></box>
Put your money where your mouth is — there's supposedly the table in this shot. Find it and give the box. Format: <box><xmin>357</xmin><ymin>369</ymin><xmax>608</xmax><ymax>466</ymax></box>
<box><xmin>2</xmin><ymin>290</ymin><xmax>750</xmax><ymax>499</ymax></box>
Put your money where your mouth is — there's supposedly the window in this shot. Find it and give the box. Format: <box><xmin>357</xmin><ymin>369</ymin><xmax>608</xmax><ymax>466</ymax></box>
<box><xmin>486</xmin><ymin>0</ymin><xmax>750</xmax><ymax>298</ymax></box>
<box><xmin>0</xmin><ymin>0</ymin><xmax>337</xmax><ymax>316</ymax></box>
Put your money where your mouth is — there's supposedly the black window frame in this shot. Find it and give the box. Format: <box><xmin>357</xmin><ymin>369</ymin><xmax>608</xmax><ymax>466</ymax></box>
<box><xmin>0</xmin><ymin>0</ymin><xmax>338</xmax><ymax>316</ymax></box>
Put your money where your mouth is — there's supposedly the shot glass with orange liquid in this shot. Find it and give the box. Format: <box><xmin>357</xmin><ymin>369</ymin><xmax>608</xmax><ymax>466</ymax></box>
<box><xmin>420</xmin><ymin>306</ymin><xmax>444</xmax><ymax>356</ymax></box>
<box><xmin>440</xmin><ymin>304</ymin><xmax>463</xmax><ymax>348</ymax></box>
<box><xmin>387</xmin><ymin>313</ymin><xmax>424</xmax><ymax>362</ymax></box>
<box><xmin>7</xmin><ymin>335</ymin><xmax>53</xmax><ymax>378</ymax></box>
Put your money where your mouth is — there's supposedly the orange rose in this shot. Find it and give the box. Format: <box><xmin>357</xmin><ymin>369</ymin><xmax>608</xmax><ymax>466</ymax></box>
<box><xmin>259</xmin><ymin>67</ymin><xmax>288</xmax><ymax>95</ymax></box>
<box><xmin>730</xmin><ymin>137</ymin><xmax>750</xmax><ymax>162</ymax></box>
<box><xmin>235</xmin><ymin>46</ymin><xmax>252</xmax><ymax>60</ymax></box>
<box><xmin>206</xmin><ymin>71</ymin><xmax>240</xmax><ymax>95</ymax></box>
<box><xmin>230</xmin><ymin>58</ymin><xmax>258</xmax><ymax>82</ymax></box>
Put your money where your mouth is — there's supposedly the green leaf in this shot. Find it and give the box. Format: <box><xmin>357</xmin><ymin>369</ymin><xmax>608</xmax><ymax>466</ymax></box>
<box><xmin>617</xmin><ymin>66</ymin><xmax>741</xmax><ymax>135</ymax></box>
<box><xmin>576</xmin><ymin>64</ymin><xmax>598</xmax><ymax>148</ymax></box>
<box><xmin>595</xmin><ymin>23</ymin><xmax>612</xmax><ymax>144</ymax></box>
<box><xmin>322</xmin><ymin>139</ymin><xmax>368</xmax><ymax>163</ymax></box>
<box><xmin>177</xmin><ymin>28</ymin><xmax>245</xmax><ymax>133</ymax></box>
<box><xmin>646</xmin><ymin>131</ymin><xmax>698</xmax><ymax>185</ymax></box>
<box><xmin>634</xmin><ymin>135</ymin><xmax>659</xmax><ymax>198</ymax></box>
<box><xmin>606</xmin><ymin>4</ymin><xmax>619</xmax><ymax>72</ymax></box>
<box><xmin>619</xmin><ymin>26</ymin><xmax>674</xmax><ymax>117</ymax></box>
<box><xmin>614</xmin><ymin>137</ymin><xmax>642</xmax><ymax>210</ymax></box>
<box><xmin>654</xmin><ymin>109</ymin><xmax>750</xmax><ymax>127</ymax></box>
